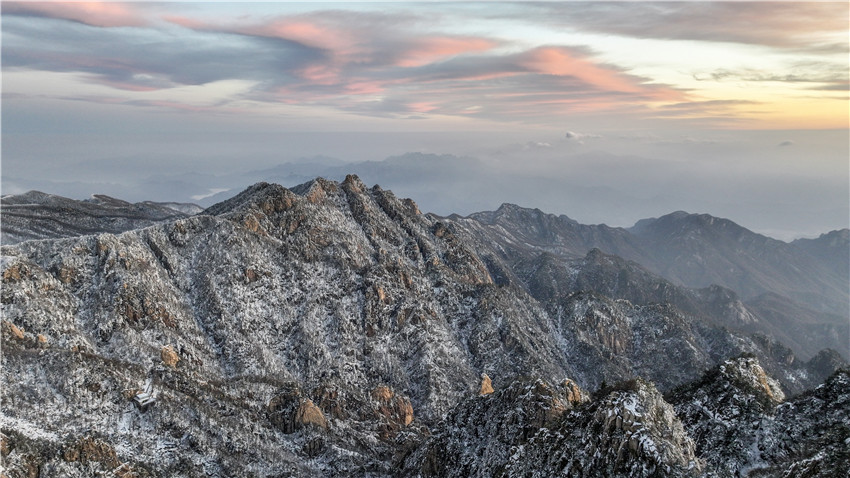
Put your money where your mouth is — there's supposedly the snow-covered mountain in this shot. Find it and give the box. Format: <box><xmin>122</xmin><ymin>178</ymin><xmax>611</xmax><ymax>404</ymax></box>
<box><xmin>1</xmin><ymin>176</ymin><xmax>847</xmax><ymax>477</ymax></box>
<box><xmin>1</xmin><ymin>191</ymin><xmax>201</xmax><ymax>245</ymax></box>
<box><xmin>454</xmin><ymin>204</ymin><xmax>848</xmax><ymax>359</ymax></box>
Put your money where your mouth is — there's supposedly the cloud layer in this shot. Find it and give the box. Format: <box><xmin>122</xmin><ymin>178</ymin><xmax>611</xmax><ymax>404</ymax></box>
<box><xmin>2</xmin><ymin>2</ymin><xmax>847</xmax><ymax>240</ymax></box>
<box><xmin>4</xmin><ymin>2</ymin><xmax>847</xmax><ymax>128</ymax></box>
<box><xmin>13</xmin><ymin>2</ymin><xmax>839</xmax><ymax>125</ymax></box>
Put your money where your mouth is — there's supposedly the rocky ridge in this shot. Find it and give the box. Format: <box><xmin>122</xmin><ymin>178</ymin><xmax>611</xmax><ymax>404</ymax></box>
<box><xmin>1</xmin><ymin>191</ymin><xmax>201</xmax><ymax>245</ymax></box>
<box><xmin>668</xmin><ymin>357</ymin><xmax>850</xmax><ymax>477</ymax></box>
<box><xmin>1</xmin><ymin>176</ymin><xmax>848</xmax><ymax>477</ymax></box>
<box><xmin>453</xmin><ymin>204</ymin><xmax>849</xmax><ymax>359</ymax></box>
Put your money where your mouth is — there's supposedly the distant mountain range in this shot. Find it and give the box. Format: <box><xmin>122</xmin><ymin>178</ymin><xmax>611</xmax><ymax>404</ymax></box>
<box><xmin>453</xmin><ymin>203</ymin><xmax>848</xmax><ymax>359</ymax></box>
<box><xmin>10</xmin><ymin>152</ymin><xmax>843</xmax><ymax>244</ymax></box>
<box><xmin>1</xmin><ymin>176</ymin><xmax>847</xmax><ymax>477</ymax></box>
<box><xmin>1</xmin><ymin>190</ymin><xmax>201</xmax><ymax>244</ymax></box>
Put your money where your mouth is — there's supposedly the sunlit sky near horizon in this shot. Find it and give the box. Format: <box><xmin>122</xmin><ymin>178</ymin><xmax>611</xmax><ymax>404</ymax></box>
<box><xmin>2</xmin><ymin>1</ymin><xmax>848</xmax><ymax>240</ymax></box>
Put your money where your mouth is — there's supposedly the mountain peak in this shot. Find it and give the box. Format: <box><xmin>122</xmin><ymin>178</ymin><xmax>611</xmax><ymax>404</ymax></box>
<box><xmin>718</xmin><ymin>355</ymin><xmax>785</xmax><ymax>403</ymax></box>
<box><xmin>1</xmin><ymin>190</ymin><xmax>54</xmax><ymax>205</ymax></box>
<box><xmin>636</xmin><ymin>210</ymin><xmax>739</xmax><ymax>232</ymax></box>
<box><xmin>202</xmin><ymin>181</ymin><xmax>294</xmax><ymax>216</ymax></box>
<box><xmin>670</xmin><ymin>355</ymin><xmax>785</xmax><ymax>415</ymax></box>
<box><xmin>86</xmin><ymin>194</ymin><xmax>132</xmax><ymax>208</ymax></box>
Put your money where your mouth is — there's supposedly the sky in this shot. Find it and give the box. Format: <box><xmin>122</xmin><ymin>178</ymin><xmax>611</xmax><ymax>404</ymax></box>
<box><xmin>2</xmin><ymin>1</ymin><xmax>848</xmax><ymax>240</ymax></box>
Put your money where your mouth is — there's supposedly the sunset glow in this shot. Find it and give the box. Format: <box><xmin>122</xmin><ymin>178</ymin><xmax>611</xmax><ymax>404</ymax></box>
<box><xmin>3</xmin><ymin>1</ymin><xmax>846</xmax><ymax>129</ymax></box>
<box><xmin>2</xmin><ymin>2</ymin><xmax>848</xmax><ymax>239</ymax></box>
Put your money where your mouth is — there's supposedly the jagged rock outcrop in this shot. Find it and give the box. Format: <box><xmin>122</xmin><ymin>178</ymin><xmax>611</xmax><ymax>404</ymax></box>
<box><xmin>761</xmin><ymin>369</ymin><xmax>850</xmax><ymax>477</ymax></box>
<box><xmin>160</xmin><ymin>345</ymin><xmax>180</xmax><ymax>368</ymax></box>
<box><xmin>668</xmin><ymin>358</ymin><xmax>850</xmax><ymax>477</ymax></box>
<box><xmin>478</xmin><ymin>373</ymin><xmax>494</xmax><ymax>396</ymax></box>
<box><xmin>668</xmin><ymin>356</ymin><xmax>784</xmax><ymax>476</ymax></box>
<box><xmin>401</xmin><ymin>378</ymin><xmax>586</xmax><ymax>477</ymax></box>
<box><xmin>499</xmin><ymin>379</ymin><xmax>702</xmax><ymax>477</ymax></box>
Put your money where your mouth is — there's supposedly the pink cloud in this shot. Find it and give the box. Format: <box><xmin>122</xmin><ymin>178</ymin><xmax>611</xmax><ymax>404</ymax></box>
<box><xmin>407</xmin><ymin>101</ymin><xmax>439</xmax><ymax>113</ymax></box>
<box><xmin>3</xmin><ymin>1</ymin><xmax>148</xmax><ymax>28</ymax></box>
<box><xmin>9</xmin><ymin>6</ymin><xmax>686</xmax><ymax>123</ymax></box>
<box><xmin>166</xmin><ymin>14</ymin><xmax>360</xmax><ymax>55</ymax></box>
<box><xmin>344</xmin><ymin>80</ymin><xmax>390</xmax><ymax>96</ymax></box>
<box><xmin>297</xmin><ymin>64</ymin><xmax>343</xmax><ymax>85</ymax></box>
<box><xmin>396</xmin><ymin>36</ymin><xmax>498</xmax><ymax>67</ymax></box>
<box><xmin>260</xmin><ymin>20</ymin><xmax>353</xmax><ymax>52</ymax></box>
<box><xmin>161</xmin><ymin>15</ymin><xmax>208</xmax><ymax>31</ymax></box>
<box><xmin>518</xmin><ymin>47</ymin><xmax>640</xmax><ymax>93</ymax></box>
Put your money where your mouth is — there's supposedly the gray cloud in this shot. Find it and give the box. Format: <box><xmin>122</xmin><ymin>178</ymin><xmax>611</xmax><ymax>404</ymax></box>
<box><xmin>526</xmin><ymin>2</ymin><xmax>848</xmax><ymax>51</ymax></box>
<box><xmin>693</xmin><ymin>62</ymin><xmax>849</xmax><ymax>89</ymax></box>
<box><xmin>2</xmin><ymin>15</ymin><xmax>322</xmax><ymax>91</ymax></box>
<box><xmin>2</xmin><ymin>6</ymin><xmax>685</xmax><ymax>124</ymax></box>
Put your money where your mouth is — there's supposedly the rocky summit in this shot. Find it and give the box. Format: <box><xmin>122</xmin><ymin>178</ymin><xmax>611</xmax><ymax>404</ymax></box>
<box><xmin>1</xmin><ymin>176</ymin><xmax>847</xmax><ymax>477</ymax></box>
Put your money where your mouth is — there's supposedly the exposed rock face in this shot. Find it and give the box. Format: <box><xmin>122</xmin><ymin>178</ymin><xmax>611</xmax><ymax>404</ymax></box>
<box><xmin>5</xmin><ymin>320</ymin><xmax>26</xmax><ymax>340</ymax></box>
<box><xmin>295</xmin><ymin>400</ymin><xmax>328</xmax><ymax>430</ymax></box>
<box><xmin>562</xmin><ymin>378</ymin><xmax>587</xmax><ymax>405</ymax></box>
<box><xmin>371</xmin><ymin>385</ymin><xmax>414</xmax><ymax>438</ymax></box>
<box><xmin>62</xmin><ymin>436</ymin><xmax>121</xmax><ymax>469</ymax></box>
<box><xmin>160</xmin><ymin>345</ymin><xmax>180</xmax><ymax>368</ymax></box>
<box><xmin>479</xmin><ymin>374</ymin><xmax>494</xmax><ymax>395</ymax></box>
<box><xmin>1</xmin><ymin>177</ymin><xmax>847</xmax><ymax>477</ymax></box>
<box><xmin>267</xmin><ymin>383</ymin><xmax>305</xmax><ymax>434</ymax></box>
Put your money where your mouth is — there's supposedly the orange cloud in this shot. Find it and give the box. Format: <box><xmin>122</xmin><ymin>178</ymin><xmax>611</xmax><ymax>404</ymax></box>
<box><xmin>3</xmin><ymin>1</ymin><xmax>147</xmax><ymax>28</ymax></box>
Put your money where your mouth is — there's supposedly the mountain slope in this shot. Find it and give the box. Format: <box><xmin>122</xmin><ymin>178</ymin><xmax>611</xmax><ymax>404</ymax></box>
<box><xmin>668</xmin><ymin>357</ymin><xmax>850</xmax><ymax>477</ymax></box>
<box><xmin>1</xmin><ymin>177</ymin><xmax>846</xmax><ymax>477</ymax></box>
<box><xmin>630</xmin><ymin>211</ymin><xmax>847</xmax><ymax>316</ymax></box>
<box><xmin>454</xmin><ymin>204</ymin><xmax>848</xmax><ymax>358</ymax></box>
<box><xmin>457</xmin><ymin>204</ymin><xmax>847</xmax><ymax>317</ymax></box>
<box><xmin>1</xmin><ymin>177</ymin><xmax>578</xmax><ymax>475</ymax></box>
<box><xmin>1</xmin><ymin>191</ymin><xmax>201</xmax><ymax>245</ymax></box>
<box><xmin>792</xmin><ymin>228</ymin><xmax>850</xmax><ymax>280</ymax></box>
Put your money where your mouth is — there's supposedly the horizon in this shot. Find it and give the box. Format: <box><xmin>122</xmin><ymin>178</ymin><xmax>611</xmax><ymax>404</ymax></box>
<box><xmin>4</xmin><ymin>171</ymin><xmax>847</xmax><ymax>244</ymax></box>
<box><xmin>2</xmin><ymin>1</ymin><xmax>848</xmax><ymax>241</ymax></box>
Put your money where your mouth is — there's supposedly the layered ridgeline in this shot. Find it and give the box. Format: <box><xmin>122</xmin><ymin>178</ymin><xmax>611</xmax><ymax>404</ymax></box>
<box><xmin>455</xmin><ymin>204</ymin><xmax>849</xmax><ymax>360</ymax></box>
<box><xmin>1</xmin><ymin>176</ymin><xmax>847</xmax><ymax>477</ymax></box>
<box><xmin>1</xmin><ymin>191</ymin><xmax>202</xmax><ymax>245</ymax></box>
